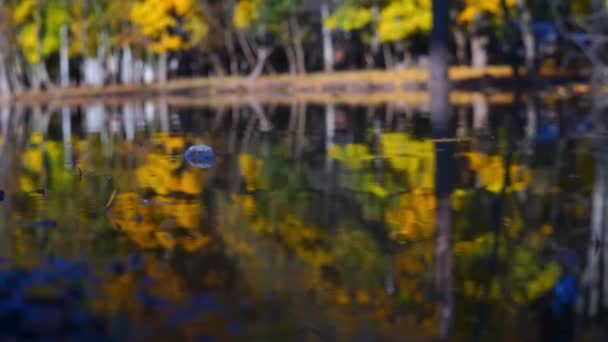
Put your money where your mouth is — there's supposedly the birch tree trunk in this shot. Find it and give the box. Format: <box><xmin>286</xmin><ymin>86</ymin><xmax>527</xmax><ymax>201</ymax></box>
<box><xmin>224</xmin><ymin>30</ymin><xmax>239</xmax><ymax>75</ymax></box>
<box><xmin>236</xmin><ymin>31</ymin><xmax>257</xmax><ymax>71</ymax></box>
<box><xmin>471</xmin><ymin>34</ymin><xmax>488</xmax><ymax>70</ymax></box>
<box><xmin>158</xmin><ymin>52</ymin><xmax>168</xmax><ymax>85</ymax></box>
<box><xmin>248</xmin><ymin>47</ymin><xmax>271</xmax><ymax>80</ymax></box>
<box><xmin>60</xmin><ymin>24</ymin><xmax>70</xmax><ymax>87</ymax></box>
<box><xmin>321</xmin><ymin>1</ymin><xmax>334</xmax><ymax>72</ymax></box>
<box><xmin>121</xmin><ymin>45</ymin><xmax>133</xmax><ymax>84</ymax></box>
<box><xmin>290</xmin><ymin>16</ymin><xmax>306</xmax><ymax>74</ymax></box>
<box><xmin>518</xmin><ymin>0</ymin><xmax>536</xmax><ymax>76</ymax></box>
<box><xmin>0</xmin><ymin>33</ymin><xmax>10</xmax><ymax>100</ymax></box>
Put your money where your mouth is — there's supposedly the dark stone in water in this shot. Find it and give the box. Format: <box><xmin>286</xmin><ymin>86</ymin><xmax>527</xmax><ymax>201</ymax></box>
<box><xmin>0</xmin><ymin>190</ymin><xmax>4</xmax><ymax>202</ymax></box>
<box><xmin>184</xmin><ymin>145</ymin><xmax>215</xmax><ymax>169</ymax></box>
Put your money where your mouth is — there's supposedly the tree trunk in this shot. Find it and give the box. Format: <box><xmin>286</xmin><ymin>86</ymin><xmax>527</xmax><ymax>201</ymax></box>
<box><xmin>120</xmin><ymin>45</ymin><xmax>133</xmax><ymax>84</ymax></box>
<box><xmin>83</xmin><ymin>58</ymin><xmax>104</xmax><ymax>86</ymax></box>
<box><xmin>236</xmin><ymin>31</ymin><xmax>256</xmax><ymax>70</ymax></box>
<box><xmin>224</xmin><ymin>30</ymin><xmax>239</xmax><ymax>75</ymax></box>
<box><xmin>0</xmin><ymin>33</ymin><xmax>10</xmax><ymax>100</ymax></box>
<box><xmin>0</xmin><ymin>55</ymin><xmax>9</xmax><ymax>101</ymax></box>
<box><xmin>369</xmin><ymin>2</ymin><xmax>381</xmax><ymax>67</ymax></box>
<box><xmin>290</xmin><ymin>17</ymin><xmax>306</xmax><ymax>74</ymax></box>
<box><xmin>383</xmin><ymin>44</ymin><xmax>394</xmax><ymax>70</ymax></box>
<box><xmin>285</xmin><ymin>44</ymin><xmax>297</xmax><ymax>75</ymax></box>
<box><xmin>209</xmin><ymin>53</ymin><xmax>226</xmax><ymax>77</ymax></box>
<box><xmin>518</xmin><ymin>0</ymin><xmax>536</xmax><ymax>77</ymax></box>
<box><xmin>9</xmin><ymin>50</ymin><xmax>25</xmax><ymax>93</ymax></box>
<box><xmin>471</xmin><ymin>34</ymin><xmax>488</xmax><ymax>70</ymax></box>
<box><xmin>321</xmin><ymin>1</ymin><xmax>334</xmax><ymax>72</ymax></box>
<box><xmin>158</xmin><ymin>52</ymin><xmax>168</xmax><ymax>85</ymax></box>
<box><xmin>454</xmin><ymin>27</ymin><xmax>467</xmax><ymax>65</ymax></box>
<box><xmin>60</xmin><ymin>24</ymin><xmax>70</xmax><ymax>87</ymax></box>
<box><xmin>248</xmin><ymin>47</ymin><xmax>271</xmax><ymax>80</ymax></box>
<box><xmin>430</xmin><ymin>0</ymin><xmax>452</xmax><ymax>340</ymax></box>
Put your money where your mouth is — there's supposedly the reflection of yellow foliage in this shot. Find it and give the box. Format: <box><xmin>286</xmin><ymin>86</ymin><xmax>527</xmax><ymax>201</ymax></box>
<box><xmin>386</xmin><ymin>188</ymin><xmax>435</xmax><ymax>241</ymax></box>
<box><xmin>239</xmin><ymin>154</ymin><xmax>262</xmax><ymax>191</ymax></box>
<box><xmin>381</xmin><ymin>133</ymin><xmax>435</xmax><ymax>189</ymax></box>
<box><xmin>110</xmin><ymin>192</ymin><xmax>209</xmax><ymax>252</ymax></box>
<box><xmin>95</xmin><ymin>257</ymin><xmax>190</xmax><ymax>320</ymax></box>
<box><xmin>465</xmin><ymin>153</ymin><xmax>531</xmax><ymax>193</ymax></box>
<box><xmin>329</xmin><ymin>144</ymin><xmax>373</xmax><ymax>170</ymax></box>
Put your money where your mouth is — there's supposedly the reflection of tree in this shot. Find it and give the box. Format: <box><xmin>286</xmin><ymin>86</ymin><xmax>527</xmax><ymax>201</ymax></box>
<box><xmin>579</xmin><ymin>137</ymin><xmax>608</xmax><ymax>318</ymax></box>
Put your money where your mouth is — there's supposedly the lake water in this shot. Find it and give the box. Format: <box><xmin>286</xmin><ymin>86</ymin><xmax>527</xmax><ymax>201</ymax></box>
<box><xmin>0</xmin><ymin>94</ymin><xmax>605</xmax><ymax>340</ymax></box>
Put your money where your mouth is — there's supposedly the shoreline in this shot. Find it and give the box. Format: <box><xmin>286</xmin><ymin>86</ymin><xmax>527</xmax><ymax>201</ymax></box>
<box><xmin>0</xmin><ymin>66</ymin><xmax>589</xmax><ymax>107</ymax></box>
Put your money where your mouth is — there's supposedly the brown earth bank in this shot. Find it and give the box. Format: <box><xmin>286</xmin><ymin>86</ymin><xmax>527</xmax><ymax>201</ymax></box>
<box><xmin>0</xmin><ymin>66</ymin><xmax>590</xmax><ymax>107</ymax></box>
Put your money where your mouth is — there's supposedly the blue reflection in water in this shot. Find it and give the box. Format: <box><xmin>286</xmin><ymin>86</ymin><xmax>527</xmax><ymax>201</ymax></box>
<box><xmin>184</xmin><ymin>145</ymin><xmax>216</xmax><ymax>169</ymax></box>
<box><xmin>0</xmin><ymin>255</ymin><xmax>245</xmax><ymax>340</ymax></box>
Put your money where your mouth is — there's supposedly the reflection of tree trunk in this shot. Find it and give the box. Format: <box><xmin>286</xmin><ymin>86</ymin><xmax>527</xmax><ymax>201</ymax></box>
<box><xmin>580</xmin><ymin>137</ymin><xmax>608</xmax><ymax>318</ymax></box>
<box><xmin>247</xmin><ymin>97</ymin><xmax>272</xmax><ymax>132</ymax></box>
<box><xmin>472</xmin><ymin>93</ymin><xmax>489</xmax><ymax>133</ymax></box>
<box><xmin>325</xmin><ymin>103</ymin><xmax>335</xmax><ymax>157</ymax></box>
<box><xmin>321</xmin><ymin>1</ymin><xmax>334</xmax><ymax>72</ymax></box>
<box><xmin>288</xmin><ymin>101</ymin><xmax>297</xmax><ymax>132</ymax></box>
<box><xmin>295</xmin><ymin>102</ymin><xmax>306</xmax><ymax>160</ymax></box>
<box><xmin>212</xmin><ymin>106</ymin><xmax>226</xmax><ymax>130</ymax></box>
<box><xmin>159</xmin><ymin>97</ymin><xmax>169</xmax><ymax>133</ymax></box>
<box><xmin>62</xmin><ymin>106</ymin><xmax>72</xmax><ymax>169</ymax></box>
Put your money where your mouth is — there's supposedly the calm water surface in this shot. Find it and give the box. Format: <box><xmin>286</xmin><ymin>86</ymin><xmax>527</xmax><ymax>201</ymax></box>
<box><xmin>0</xmin><ymin>94</ymin><xmax>605</xmax><ymax>341</ymax></box>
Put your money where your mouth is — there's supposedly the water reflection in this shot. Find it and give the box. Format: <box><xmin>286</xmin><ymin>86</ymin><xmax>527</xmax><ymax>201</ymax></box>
<box><xmin>0</xmin><ymin>95</ymin><xmax>605</xmax><ymax>340</ymax></box>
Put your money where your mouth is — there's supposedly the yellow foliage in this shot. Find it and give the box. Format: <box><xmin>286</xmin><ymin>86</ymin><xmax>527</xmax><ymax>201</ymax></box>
<box><xmin>14</xmin><ymin>0</ymin><xmax>36</xmax><ymax>25</ymax></box>
<box><xmin>325</xmin><ymin>5</ymin><xmax>372</xmax><ymax>32</ymax></box>
<box><xmin>17</xmin><ymin>23</ymin><xmax>41</xmax><ymax>64</ymax></box>
<box><xmin>233</xmin><ymin>0</ymin><xmax>259</xmax><ymax>29</ymax></box>
<box><xmin>458</xmin><ymin>0</ymin><xmax>516</xmax><ymax>24</ymax></box>
<box><xmin>130</xmin><ymin>0</ymin><xmax>207</xmax><ymax>53</ymax></box>
<box><xmin>377</xmin><ymin>0</ymin><xmax>432</xmax><ymax>42</ymax></box>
